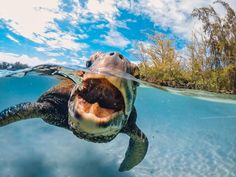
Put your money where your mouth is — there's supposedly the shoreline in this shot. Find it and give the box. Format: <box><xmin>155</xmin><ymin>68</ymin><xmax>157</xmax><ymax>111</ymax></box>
<box><xmin>141</xmin><ymin>77</ymin><xmax>236</xmax><ymax>95</ymax></box>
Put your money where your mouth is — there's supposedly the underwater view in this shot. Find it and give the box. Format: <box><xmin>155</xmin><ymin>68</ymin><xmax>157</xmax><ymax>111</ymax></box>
<box><xmin>0</xmin><ymin>63</ymin><xmax>236</xmax><ymax>177</ymax></box>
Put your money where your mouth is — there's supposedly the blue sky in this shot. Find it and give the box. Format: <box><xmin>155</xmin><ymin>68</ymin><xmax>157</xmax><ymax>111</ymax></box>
<box><xmin>0</xmin><ymin>0</ymin><xmax>235</xmax><ymax>66</ymax></box>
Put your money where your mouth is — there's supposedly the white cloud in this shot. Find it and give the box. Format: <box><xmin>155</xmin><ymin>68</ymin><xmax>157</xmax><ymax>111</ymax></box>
<box><xmin>45</xmin><ymin>52</ymin><xmax>64</xmax><ymax>57</ymax></box>
<box><xmin>78</xmin><ymin>34</ymin><xmax>88</xmax><ymax>39</ymax></box>
<box><xmin>76</xmin><ymin>0</ymin><xmax>126</xmax><ymax>24</ymax></box>
<box><xmin>69</xmin><ymin>0</ymin><xmax>130</xmax><ymax>28</ymax></box>
<box><xmin>95</xmin><ymin>23</ymin><xmax>108</xmax><ymax>29</ymax></box>
<box><xmin>42</xmin><ymin>30</ymin><xmax>89</xmax><ymax>51</ymax></box>
<box><xmin>70</xmin><ymin>58</ymin><xmax>81</xmax><ymax>65</ymax></box>
<box><xmin>98</xmin><ymin>29</ymin><xmax>130</xmax><ymax>48</ymax></box>
<box><xmin>70</xmin><ymin>58</ymin><xmax>86</xmax><ymax>67</ymax></box>
<box><xmin>128</xmin><ymin>0</ymin><xmax>236</xmax><ymax>40</ymax></box>
<box><xmin>6</xmin><ymin>34</ymin><xmax>20</xmax><ymax>44</ymax></box>
<box><xmin>66</xmin><ymin>56</ymin><xmax>88</xmax><ymax>67</ymax></box>
<box><xmin>0</xmin><ymin>0</ymin><xmax>129</xmax><ymax>55</ymax></box>
<box><xmin>28</xmin><ymin>23</ymin><xmax>88</xmax><ymax>52</ymax></box>
<box><xmin>47</xmin><ymin>58</ymin><xmax>68</xmax><ymax>65</ymax></box>
<box><xmin>35</xmin><ymin>47</ymin><xmax>46</xmax><ymax>52</ymax></box>
<box><xmin>0</xmin><ymin>0</ymin><xmax>62</xmax><ymax>42</ymax></box>
<box><xmin>86</xmin><ymin>0</ymin><xmax>118</xmax><ymax>23</ymax></box>
<box><xmin>69</xmin><ymin>0</ymin><xmax>236</xmax><ymax>43</ymax></box>
<box><xmin>0</xmin><ymin>52</ymin><xmax>66</xmax><ymax>66</ymax></box>
<box><xmin>0</xmin><ymin>0</ymin><xmax>88</xmax><ymax>56</ymax></box>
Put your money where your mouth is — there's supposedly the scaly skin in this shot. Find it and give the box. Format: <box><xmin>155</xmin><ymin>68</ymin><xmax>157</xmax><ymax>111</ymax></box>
<box><xmin>0</xmin><ymin>52</ymin><xmax>148</xmax><ymax>171</ymax></box>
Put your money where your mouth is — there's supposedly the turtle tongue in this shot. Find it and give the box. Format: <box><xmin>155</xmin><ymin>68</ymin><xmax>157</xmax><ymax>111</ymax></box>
<box><xmin>89</xmin><ymin>102</ymin><xmax>114</xmax><ymax>117</ymax></box>
<box><xmin>75</xmin><ymin>96</ymin><xmax>115</xmax><ymax>118</ymax></box>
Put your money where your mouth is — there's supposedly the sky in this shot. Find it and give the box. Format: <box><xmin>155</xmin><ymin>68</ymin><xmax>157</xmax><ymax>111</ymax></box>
<box><xmin>0</xmin><ymin>0</ymin><xmax>235</xmax><ymax>66</ymax></box>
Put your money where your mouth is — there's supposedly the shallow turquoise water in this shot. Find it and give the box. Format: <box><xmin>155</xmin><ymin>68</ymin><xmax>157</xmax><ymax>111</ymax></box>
<box><xmin>0</xmin><ymin>75</ymin><xmax>236</xmax><ymax>177</ymax></box>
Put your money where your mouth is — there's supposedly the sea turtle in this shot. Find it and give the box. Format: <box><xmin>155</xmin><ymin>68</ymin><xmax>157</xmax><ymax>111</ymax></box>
<box><xmin>0</xmin><ymin>52</ymin><xmax>148</xmax><ymax>171</ymax></box>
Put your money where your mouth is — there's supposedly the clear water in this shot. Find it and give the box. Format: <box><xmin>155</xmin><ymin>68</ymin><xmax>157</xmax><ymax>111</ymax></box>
<box><xmin>0</xmin><ymin>67</ymin><xmax>236</xmax><ymax>177</ymax></box>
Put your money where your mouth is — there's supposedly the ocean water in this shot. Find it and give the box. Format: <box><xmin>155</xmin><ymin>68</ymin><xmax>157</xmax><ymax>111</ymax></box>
<box><xmin>0</xmin><ymin>74</ymin><xmax>236</xmax><ymax>177</ymax></box>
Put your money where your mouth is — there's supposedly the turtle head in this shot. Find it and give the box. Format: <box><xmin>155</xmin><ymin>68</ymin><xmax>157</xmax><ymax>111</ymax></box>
<box><xmin>68</xmin><ymin>52</ymin><xmax>139</xmax><ymax>142</ymax></box>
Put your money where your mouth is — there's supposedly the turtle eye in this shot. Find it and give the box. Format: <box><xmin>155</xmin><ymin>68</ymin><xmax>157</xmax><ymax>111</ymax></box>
<box><xmin>130</xmin><ymin>64</ymin><xmax>140</xmax><ymax>79</ymax></box>
<box><xmin>118</xmin><ymin>54</ymin><xmax>124</xmax><ymax>60</ymax></box>
<box><xmin>86</xmin><ymin>60</ymin><xmax>92</xmax><ymax>68</ymax></box>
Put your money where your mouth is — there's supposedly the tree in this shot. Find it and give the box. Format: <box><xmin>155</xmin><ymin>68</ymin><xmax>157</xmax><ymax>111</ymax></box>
<box><xmin>192</xmin><ymin>0</ymin><xmax>236</xmax><ymax>92</ymax></box>
<box><xmin>135</xmin><ymin>1</ymin><xmax>236</xmax><ymax>93</ymax></box>
<box><xmin>137</xmin><ymin>33</ymin><xmax>184</xmax><ymax>86</ymax></box>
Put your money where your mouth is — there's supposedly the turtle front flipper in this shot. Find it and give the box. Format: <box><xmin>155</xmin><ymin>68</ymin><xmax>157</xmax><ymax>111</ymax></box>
<box><xmin>119</xmin><ymin>108</ymin><xmax>149</xmax><ymax>172</ymax></box>
<box><xmin>0</xmin><ymin>102</ymin><xmax>52</xmax><ymax>127</ymax></box>
<box><xmin>119</xmin><ymin>124</ymin><xmax>148</xmax><ymax>172</ymax></box>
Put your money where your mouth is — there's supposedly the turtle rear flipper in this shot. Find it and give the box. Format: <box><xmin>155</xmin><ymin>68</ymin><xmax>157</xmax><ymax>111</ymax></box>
<box><xmin>0</xmin><ymin>102</ymin><xmax>53</xmax><ymax>127</ymax></box>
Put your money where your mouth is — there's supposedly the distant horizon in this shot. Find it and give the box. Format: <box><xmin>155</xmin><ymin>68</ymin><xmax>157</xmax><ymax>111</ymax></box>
<box><xmin>0</xmin><ymin>0</ymin><xmax>235</xmax><ymax>66</ymax></box>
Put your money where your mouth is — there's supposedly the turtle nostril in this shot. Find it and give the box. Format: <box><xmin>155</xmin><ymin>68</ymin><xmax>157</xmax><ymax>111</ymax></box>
<box><xmin>86</xmin><ymin>60</ymin><xmax>92</xmax><ymax>67</ymax></box>
<box><xmin>118</xmin><ymin>54</ymin><xmax>124</xmax><ymax>60</ymax></box>
<box><xmin>109</xmin><ymin>52</ymin><xmax>114</xmax><ymax>56</ymax></box>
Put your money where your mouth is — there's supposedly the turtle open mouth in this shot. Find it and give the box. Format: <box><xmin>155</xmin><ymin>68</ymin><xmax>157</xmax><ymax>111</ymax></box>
<box><xmin>73</xmin><ymin>78</ymin><xmax>125</xmax><ymax>122</ymax></box>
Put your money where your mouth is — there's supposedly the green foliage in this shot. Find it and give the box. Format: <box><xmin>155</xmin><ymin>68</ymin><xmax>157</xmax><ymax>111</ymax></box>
<box><xmin>137</xmin><ymin>1</ymin><xmax>236</xmax><ymax>94</ymax></box>
<box><xmin>0</xmin><ymin>61</ymin><xmax>28</xmax><ymax>70</ymax></box>
<box><xmin>137</xmin><ymin>34</ymin><xmax>185</xmax><ymax>87</ymax></box>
